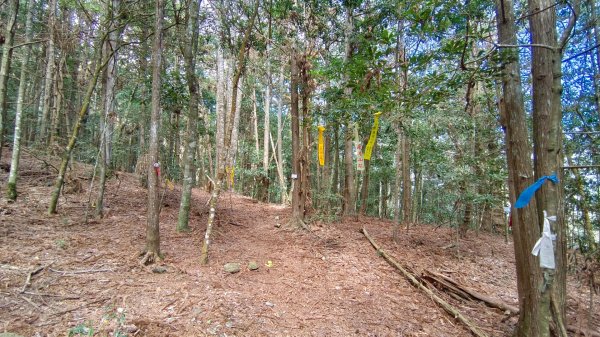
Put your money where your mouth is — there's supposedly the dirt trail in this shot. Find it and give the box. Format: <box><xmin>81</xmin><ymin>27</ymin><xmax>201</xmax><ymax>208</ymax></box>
<box><xmin>0</xmin><ymin>149</ymin><xmax>597</xmax><ymax>336</ymax></box>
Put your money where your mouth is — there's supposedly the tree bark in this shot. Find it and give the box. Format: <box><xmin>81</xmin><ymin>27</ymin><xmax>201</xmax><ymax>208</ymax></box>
<box><xmin>177</xmin><ymin>0</ymin><xmax>201</xmax><ymax>232</ymax></box>
<box><xmin>143</xmin><ymin>0</ymin><xmax>165</xmax><ymax>262</ymax></box>
<box><xmin>290</xmin><ymin>47</ymin><xmax>305</xmax><ymax>226</ymax></box>
<box><xmin>6</xmin><ymin>0</ymin><xmax>33</xmax><ymax>201</ymax></box>
<box><xmin>276</xmin><ymin>66</ymin><xmax>287</xmax><ymax>204</ymax></box>
<box><xmin>0</xmin><ymin>0</ymin><xmax>19</xmax><ymax>165</ymax></box>
<box><xmin>529</xmin><ymin>0</ymin><xmax>570</xmax><ymax>331</ymax></box>
<box><xmin>39</xmin><ymin>0</ymin><xmax>57</xmax><ymax>145</ymax></box>
<box><xmin>495</xmin><ymin>0</ymin><xmax>544</xmax><ymax>335</ymax></box>
<box><xmin>96</xmin><ymin>0</ymin><xmax>121</xmax><ymax>218</ymax></box>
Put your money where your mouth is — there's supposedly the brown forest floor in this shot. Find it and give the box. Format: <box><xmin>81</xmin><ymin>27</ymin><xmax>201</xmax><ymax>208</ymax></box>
<box><xmin>0</xmin><ymin>148</ymin><xmax>598</xmax><ymax>337</ymax></box>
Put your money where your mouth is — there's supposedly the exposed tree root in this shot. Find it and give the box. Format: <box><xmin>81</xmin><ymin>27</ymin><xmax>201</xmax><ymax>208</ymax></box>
<box><xmin>362</xmin><ymin>228</ymin><xmax>489</xmax><ymax>337</ymax></box>
<box><xmin>140</xmin><ymin>251</ymin><xmax>160</xmax><ymax>266</ymax></box>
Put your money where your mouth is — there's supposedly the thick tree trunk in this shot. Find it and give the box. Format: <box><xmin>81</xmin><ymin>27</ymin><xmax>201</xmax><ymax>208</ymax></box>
<box><xmin>6</xmin><ymin>0</ymin><xmax>33</xmax><ymax>201</ymax></box>
<box><xmin>177</xmin><ymin>0</ymin><xmax>201</xmax><ymax>232</ymax></box>
<box><xmin>495</xmin><ymin>0</ymin><xmax>544</xmax><ymax>335</ymax></box>
<box><xmin>529</xmin><ymin>0</ymin><xmax>570</xmax><ymax>331</ymax></box>
<box><xmin>0</xmin><ymin>0</ymin><xmax>19</xmax><ymax>165</ymax></box>
<box><xmin>143</xmin><ymin>0</ymin><xmax>165</xmax><ymax>262</ymax></box>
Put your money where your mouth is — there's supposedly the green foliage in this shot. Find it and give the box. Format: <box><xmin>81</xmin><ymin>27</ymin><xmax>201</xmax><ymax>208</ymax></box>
<box><xmin>68</xmin><ymin>322</ymin><xmax>94</xmax><ymax>336</ymax></box>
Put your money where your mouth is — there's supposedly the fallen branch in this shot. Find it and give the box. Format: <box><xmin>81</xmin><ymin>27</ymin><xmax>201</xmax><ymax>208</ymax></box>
<box><xmin>49</xmin><ymin>267</ymin><xmax>114</xmax><ymax>275</ymax></box>
<box><xmin>362</xmin><ymin>228</ymin><xmax>489</xmax><ymax>337</ymax></box>
<box><xmin>422</xmin><ymin>269</ymin><xmax>519</xmax><ymax>314</ymax></box>
<box><xmin>21</xmin><ymin>262</ymin><xmax>53</xmax><ymax>293</ymax></box>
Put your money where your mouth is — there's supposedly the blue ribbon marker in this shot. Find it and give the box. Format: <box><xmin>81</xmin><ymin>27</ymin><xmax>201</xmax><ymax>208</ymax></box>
<box><xmin>515</xmin><ymin>174</ymin><xmax>559</xmax><ymax>209</ymax></box>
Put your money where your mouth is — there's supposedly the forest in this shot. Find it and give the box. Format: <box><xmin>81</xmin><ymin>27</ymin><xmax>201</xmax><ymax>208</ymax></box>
<box><xmin>0</xmin><ymin>0</ymin><xmax>599</xmax><ymax>335</ymax></box>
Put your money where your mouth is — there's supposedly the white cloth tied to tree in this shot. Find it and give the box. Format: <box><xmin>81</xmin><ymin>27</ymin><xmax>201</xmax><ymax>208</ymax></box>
<box><xmin>531</xmin><ymin>210</ymin><xmax>556</xmax><ymax>269</ymax></box>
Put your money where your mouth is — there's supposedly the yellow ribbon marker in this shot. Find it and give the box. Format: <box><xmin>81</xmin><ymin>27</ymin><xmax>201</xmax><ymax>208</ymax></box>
<box><xmin>318</xmin><ymin>125</ymin><xmax>326</xmax><ymax>166</ymax></box>
<box><xmin>363</xmin><ymin>112</ymin><xmax>383</xmax><ymax>161</ymax></box>
<box><xmin>225</xmin><ymin>166</ymin><xmax>235</xmax><ymax>189</ymax></box>
<box><xmin>165</xmin><ymin>178</ymin><xmax>175</xmax><ymax>191</ymax></box>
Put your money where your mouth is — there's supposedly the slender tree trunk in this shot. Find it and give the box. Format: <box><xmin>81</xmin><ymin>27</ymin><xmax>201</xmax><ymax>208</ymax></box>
<box><xmin>342</xmin><ymin>5</ymin><xmax>356</xmax><ymax>217</ymax></box>
<box><xmin>401</xmin><ymin>130</ymin><xmax>411</xmax><ymax>228</ymax></box>
<box><xmin>495</xmin><ymin>0</ymin><xmax>544</xmax><ymax>335</ymax></box>
<box><xmin>39</xmin><ymin>0</ymin><xmax>57</xmax><ymax>145</ymax></box>
<box><xmin>359</xmin><ymin>150</ymin><xmax>372</xmax><ymax>216</ymax></box>
<box><xmin>143</xmin><ymin>0</ymin><xmax>165</xmax><ymax>262</ymax></box>
<box><xmin>6</xmin><ymin>0</ymin><xmax>33</xmax><ymax>201</ymax></box>
<box><xmin>48</xmin><ymin>33</ymin><xmax>109</xmax><ymax>214</ymax></box>
<box><xmin>252</xmin><ymin>87</ymin><xmax>260</xmax><ymax>160</ymax></box>
<box><xmin>96</xmin><ymin>0</ymin><xmax>120</xmax><ymax>218</ymax></box>
<box><xmin>263</xmin><ymin>50</ymin><xmax>271</xmax><ymax>174</ymax></box>
<box><xmin>49</xmin><ymin>56</ymin><xmax>65</xmax><ymax>151</ymax></box>
<box><xmin>277</xmin><ymin>67</ymin><xmax>287</xmax><ymax>204</ymax></box>
<box><xmin>201</xmin><ymin>3</ymin><xmax>258</xmax><ymax>264</ymax></box>
<box><xmin>0</xmin><ymin>0</ymin><xmax>19</xmax><ymax>165</ymax></box>
<box><xmin>393</xmin><ymin>122</ymin><xmax>402</xmax><ymax>241</ymax></box>
<box><xmin>215</xmin><ymin>46</ymin><xmax>226</xmax><ymax>178</ymax></box>
<box><xmin>343</xmin><ymin>130</ymin><xmax>356</xmax><ymax>216</ymax></box>
<box><xmin>331</xmin><ymin>123</ymin><xmax>339</xmax><ymax>195</ymax></box>
<box><xmin>177</xmin><ymin>0</ymin><xmax>201</xmax><ymax>232</ymax></box>
<box><xmin>290</xmin><ymin>47</ymin><xmax>304</xmax><ymax>225</ymax></box>
<box><xmin>229</xmin><ymin>75</ymin><xmax>243</xmax><ymax>172</ymax></box>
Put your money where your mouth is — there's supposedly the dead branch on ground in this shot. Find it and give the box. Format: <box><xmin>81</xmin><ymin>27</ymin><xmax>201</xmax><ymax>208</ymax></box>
<box><xmin>362</xmin><ymin>228</ymin><xmax>489</xmax><ymax>337</ymax></box>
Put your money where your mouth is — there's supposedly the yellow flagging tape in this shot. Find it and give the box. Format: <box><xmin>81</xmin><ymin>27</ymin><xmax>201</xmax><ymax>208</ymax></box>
<box><xmin>318</xmin><ymin>125</ymin><xmax>326</xmax><ymax>166</ymax></box>
<box><xmin>225</xmin><ymin>166</ymin><xmax>235</xmax><ymax>189</ymax></box>
<box><xmin>364</xmin><ymin>112</ymin><xmax>382</xmax><ymax>160</ymax></box>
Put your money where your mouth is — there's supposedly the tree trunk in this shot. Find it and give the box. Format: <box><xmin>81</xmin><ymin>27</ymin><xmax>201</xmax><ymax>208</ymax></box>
<box><xmin>143</xmin><ymin>0</ymin><xmax>165</xmax><ymax>262</ymax></box>
<box><xmin>48</xmin><ymin>55</ymin><xmax>65</xmax><ymax>151</ymax></box>
<box><xmin>290</xmin><ymin>47</ymin><xmax>305</xmax><ymax>226</ymax></box>
<box><xmin>343</xmin><ymin>129</ymin><xmax>356</xmax><ymax>216</ymax></box>
<box><xmin>0</xmin><ymin>0</ymin><xmax>19</xmax><ymax>165</ymax></box>
<box><xmin>48</xmin><ymin>33</ymin><xmax>109</xmax><ymax>214</ymax></box>
<box><xmin>393</xmin><ymin>122</ymin><xmax>402</xmax><ymax>241</ymax></box>
<box><xmin>276</xmin><ymin>66</ymin><xmax>287</xmax><ymax>204</ymax></box>
<box><xmin>263</xmin><ymin>49</ymin><xmax>271</xmax><ymax>174</ymax></box>
<box><xmin>6</xmin><ymin>0</ymin><xmax>33</xmax><ymax>201</ymax></box>
<box><xmin>401</xmin><ymin>129</ymin><xmax>412</xmax><ymax>229</ymax></box>
<box><xmin>359</xmin><ymin>151</ymin><xmax>372</xmax><ymax>216</ymax></box>
<box><xmin>252</xmin><ymin>87</ymin><xmax>260</xmax><ymax>160</ymax></box>
<box><xmin>495</xmin><ymin>0</ymin><xmax>544</xmax><ymax>335</ymax></box>
<box><xmin>215</xmin><ymin>46</ymin><xmax>226</xmax><ymax>178</ymax></box>
<box><xmin>39</xmin><ymin>0</ymin><xmax>57</xmax><ymax>145</ymax></box>
<box><xmin>177</xmin><ymin>0</ymin><xmax>201</xmax><ymax>232</ymax></box>
<box><xmin>529</xmin><ymin>0</ymin><xmax>571</xmax><ymax>331</ymax></box>
<box><xmin>96</xmin><ymin>0</ymin><xmax>120</xmax><ymax>218</ymax></box>
<box><xmin>331</xmin><ymin>123</ymin><xmax>339</xmax><ymax>196</ymax></box>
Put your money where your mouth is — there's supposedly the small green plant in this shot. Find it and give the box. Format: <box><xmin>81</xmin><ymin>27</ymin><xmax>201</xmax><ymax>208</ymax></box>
<box><xmin>68</xmin><ymin>322</ymin><xmax>94</xmax><ymax>336</ymax></box>
<box><xmin>55</xmin><ymin>239</ymin><xmax>68</xmax><ymax>249</ymax></box>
